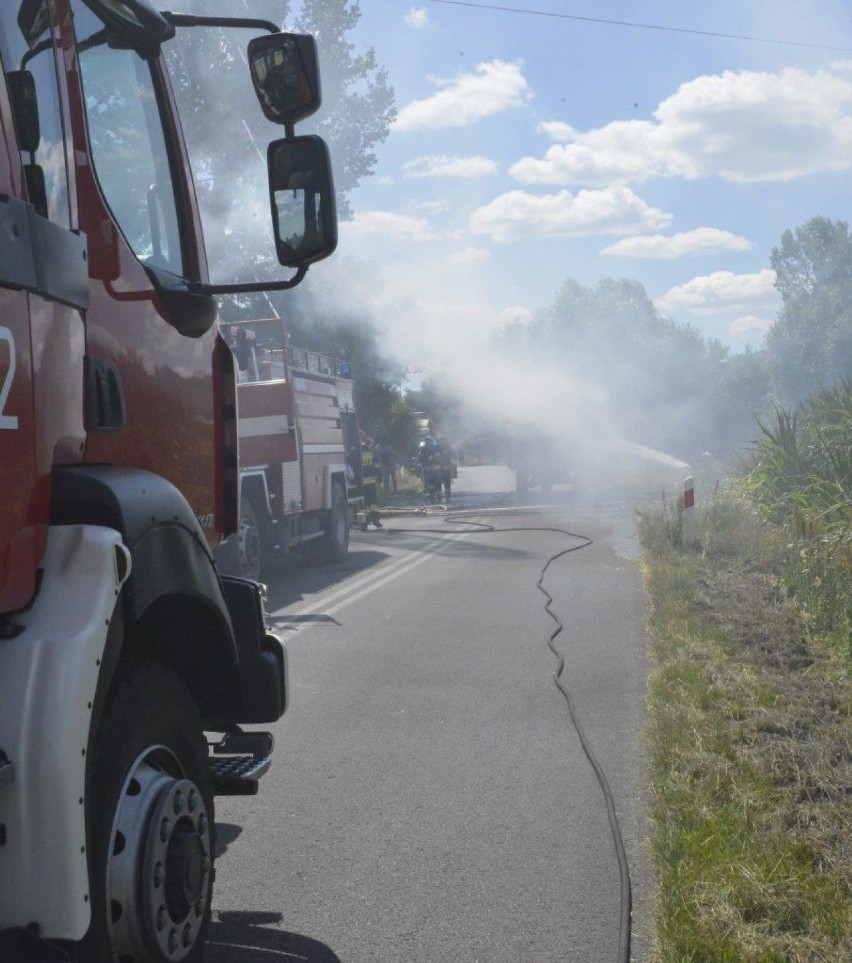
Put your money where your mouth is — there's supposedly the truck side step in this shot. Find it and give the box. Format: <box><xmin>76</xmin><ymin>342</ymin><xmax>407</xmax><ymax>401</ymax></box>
<box><xmin>209</xmin><ymin>729</ymin><xmax>273</xmax><ymax>796</ymax></box>
<box><xmin>210</xmin><ymin>753</ymin><xmax>271</xmax><ymax>795</ymax></box>
<box><xmin>0</xmin><ymin>750</ymin><xmax>14</xmax><ymax>790</ymax></box>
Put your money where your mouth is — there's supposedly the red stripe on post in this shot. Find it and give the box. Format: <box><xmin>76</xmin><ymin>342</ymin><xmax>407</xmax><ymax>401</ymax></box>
<box><xmin>684</xmin><ymin>487</ymin><xmax>695</xmax><ymax>509</ymax></box>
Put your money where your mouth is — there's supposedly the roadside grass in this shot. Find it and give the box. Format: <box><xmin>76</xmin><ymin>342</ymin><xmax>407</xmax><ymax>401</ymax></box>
<box><xmin>640</xmin><ymin>491</ymin><xmax>851</xmax><ymax>963</ymax></box>
<box><xmin>372</xmin><ymin>469</ymin><xmax>426</xmax><ymax>509</ymax></box>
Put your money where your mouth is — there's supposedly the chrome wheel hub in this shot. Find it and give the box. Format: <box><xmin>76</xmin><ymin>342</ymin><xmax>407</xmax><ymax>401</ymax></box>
<box><xmin>238</xmin><ymin>515</ymin><xmax>261</xmax><ymax>579</ymax></box>
<box><xmin>107</xmin><ymin>748</ymin><xmax>211</xmax><ymax>961</ymax></box>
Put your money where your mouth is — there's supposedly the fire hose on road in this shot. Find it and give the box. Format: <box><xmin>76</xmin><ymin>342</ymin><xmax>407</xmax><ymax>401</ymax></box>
<box><xmin>370</xmin><ymin>508</ymin><xmax>633</xmax><ymax>963</ymax></box>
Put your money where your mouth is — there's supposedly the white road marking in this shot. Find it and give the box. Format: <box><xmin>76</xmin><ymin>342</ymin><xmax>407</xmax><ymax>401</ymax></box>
<box><xmin>273</xmin><ymin>530</ymin><xmax>468</xmax><ymax>636</ymax></box>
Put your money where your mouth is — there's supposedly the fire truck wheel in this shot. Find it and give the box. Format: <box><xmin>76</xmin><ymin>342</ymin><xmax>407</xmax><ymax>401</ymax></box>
<box><xmin>306</xmin><ymin>483</ymin><xmax>349</xmax><ymax>563</ymax></box>
<box><xmin>80</xmin><ymin>664</ymin><xmax>214</xmax><ymax>963</ymax></box>
<box><xmin>238</xmin><ymin>496</ymin><xmax>262</xmax><ymax>582</ymax></box>
<box><xmin>325</xmin><ymin>483</ymin><xmax>350</xmax><ymax>561</ymax></box>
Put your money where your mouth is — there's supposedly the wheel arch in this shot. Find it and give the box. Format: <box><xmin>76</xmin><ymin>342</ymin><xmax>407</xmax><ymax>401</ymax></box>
<box><xmin>323</xmin><ymin>463</ymin><xmax>348</xmax><ymax>508</ymax></box>
<box><xmin>51</xmin><ymin>465</ymin><xmax>239</xmax><ymax>722</ymax></box>
<box><xmin>0</xmin><ymin>525</ymin><xmax>131</xmax><ymax>940</ymax></box>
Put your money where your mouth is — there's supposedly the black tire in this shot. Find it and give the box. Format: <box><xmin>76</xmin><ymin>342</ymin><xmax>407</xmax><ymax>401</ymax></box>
<box><xmin>79</xmin><ymin>664</ymin><xmax>215</xmax><ymax>963</ymax></box>
<box><xmin>324</xmin><ymin>484</ymin><xmax>350</xmax><ymax>561</ymax></box>
<box><xmin>305</xmin><ymin>483</ymin><xmax>349</xmax><ymax>563</ymax></box>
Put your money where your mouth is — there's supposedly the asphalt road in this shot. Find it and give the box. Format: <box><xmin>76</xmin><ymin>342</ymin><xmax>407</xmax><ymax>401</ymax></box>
<box><xmin>207</xmin><ymin>466</ymin><xmax>652</xmax><ymax>963</ymax></box>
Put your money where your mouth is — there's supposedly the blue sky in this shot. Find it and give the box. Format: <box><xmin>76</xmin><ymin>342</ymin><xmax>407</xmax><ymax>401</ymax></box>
<box><xmin>310</xmin><ymin>0</ymin><xmax>852</xmax><ymax>368</ymax></box>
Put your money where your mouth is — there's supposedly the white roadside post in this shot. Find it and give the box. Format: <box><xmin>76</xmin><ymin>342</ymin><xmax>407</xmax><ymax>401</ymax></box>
<box><xmin>683</xmin><ymin>476</ymin><xmax>696</xmax><ymax>547</ymax></box>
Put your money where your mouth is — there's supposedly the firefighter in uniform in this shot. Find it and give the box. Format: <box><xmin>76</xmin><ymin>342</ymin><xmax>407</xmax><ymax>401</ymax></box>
<box><xmin>360</xmin><ymin>440</ymin><xmax>383</xmax><ymax>528</ymax></box>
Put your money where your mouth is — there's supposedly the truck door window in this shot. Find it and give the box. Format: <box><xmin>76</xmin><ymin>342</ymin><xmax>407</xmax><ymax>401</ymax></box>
<box><xmin>0</xmin><ymin>2</ymin><xmax>71</xmax><ymax>227</ymax></box>
<box><xmin>71</xmin><ymin>2</ymin><xmax>183</xmax><ymax>276</ymax></box>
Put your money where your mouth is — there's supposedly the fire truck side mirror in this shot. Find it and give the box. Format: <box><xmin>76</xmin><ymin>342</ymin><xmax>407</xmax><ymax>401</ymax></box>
<box><xmin>17</xmin><ymin>0</ymin><xmax>50</xmax><ymax>44</ymax></box>
<box><xmin>75</xmin><ymin>0</ymin><xmax>174</xmax><ymax>48</ymax></box>
<box><xmin>6</xmin><ymin>71</ymin><xmax>40</xmax><ymax>154</ymax></box>
<box><xmin>248</xmin><ymin>33</ymin><xmax>321</xmax><ymax>126</ymax></box>
<box><xmin>268</xmin><ymin>135</ymin><xmax>337</xmax><ymax>269</ymax></box>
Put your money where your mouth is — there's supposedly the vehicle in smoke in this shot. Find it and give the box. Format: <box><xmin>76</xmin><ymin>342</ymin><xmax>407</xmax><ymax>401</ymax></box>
<box><xmin>504</xmin><ymin>424</ymin><xmax>567</xmax><ymax>496</ymax></box>
<box><xmin>218</xmin><ymin>319</ymin><xmax>363</xmax><ymax>579</ymax></box>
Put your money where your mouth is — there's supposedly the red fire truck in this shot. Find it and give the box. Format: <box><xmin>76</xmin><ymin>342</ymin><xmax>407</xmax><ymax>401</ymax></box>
<box><xmin>0</xmin><ymin>2</ymin><xmax>336</xmax><ymax>960</ymax></box>
<box><xmin>218</xmin><ymin>318</ymin><xmax>363</xmax><ymax>580</ymax></box>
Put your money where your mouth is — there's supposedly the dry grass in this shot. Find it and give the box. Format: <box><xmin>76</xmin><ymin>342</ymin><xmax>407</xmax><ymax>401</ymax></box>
<box><xmin>641</xmin><ymin>494</ymin><xmax>851</xmax><ymax>963</ymax></box>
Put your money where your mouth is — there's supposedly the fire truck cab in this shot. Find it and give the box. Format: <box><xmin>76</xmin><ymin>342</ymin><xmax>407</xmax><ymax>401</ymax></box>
<box><xmin>0</xmin><ymin>1</ymin><xmax>336</xmax><ymax>959</ymax></box>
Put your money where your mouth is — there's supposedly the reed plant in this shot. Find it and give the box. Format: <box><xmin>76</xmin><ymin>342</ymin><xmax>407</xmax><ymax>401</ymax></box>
<box><xmin>744</xmin><ymin>381</ymin><xmax>852</xmax><ymax>654</ymax></box>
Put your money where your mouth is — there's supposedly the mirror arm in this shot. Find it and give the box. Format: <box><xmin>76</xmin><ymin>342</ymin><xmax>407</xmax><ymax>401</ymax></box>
<box><xmin>20</xmin><ymin>38</ymin><xmax>54</xmax><ymax>70</ymax></box>
<box><xmin>162</xmin><ymin>13</ymin><xmax>278</xmax><ymax>34</ymax></box>
<box><xmin>189</xmin><ymin>267</ymin><xmax>308</xmax><ymax>296</ymax></box>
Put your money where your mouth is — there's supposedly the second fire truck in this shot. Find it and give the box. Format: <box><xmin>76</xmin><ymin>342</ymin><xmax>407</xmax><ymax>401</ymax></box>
<box><xmin>219</xmin><ymin>318</ymin><xmax>363</xmax><ymax>580</ymax></box>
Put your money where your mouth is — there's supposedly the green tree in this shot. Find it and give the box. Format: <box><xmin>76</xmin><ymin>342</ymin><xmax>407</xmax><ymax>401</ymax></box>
<box><xmin>162</xmin><ymin>6</ymin><xmax>400</xmax><ymax>444</ymax></box>
<box><xmin>771</xmin><ymin>216</ymin><xmax>852</xmax><ymax>306</ymax></box>
<box><xmin>768</xmin><ymin>216</ymin><xmax>852</xmax><ymax>403</ymax></box>
<box><xmin>383</xmin><ymin>395</ymin><xmax>418</xmax><ymax>457</ymax></box>
<box><xmin>295</xmin><ymin>0</ymin><xmax>396</xmax><ymax>220</ymax></box>
<box><xmin>164</xmin><ymin>0</ymin><xmax>394</xmax><ymax>282</ymax></box>
<box><xmin>495</xmin><ymin>276</ymin><xmax>768</xmax><ymax>459</ymax></box>
<box><xmin>273</xmin><ymin>259</ymin><xmax>407</xmax><ymax>442</ymax></box>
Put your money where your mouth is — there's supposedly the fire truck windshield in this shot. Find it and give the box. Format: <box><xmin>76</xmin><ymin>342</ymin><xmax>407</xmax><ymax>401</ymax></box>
<box><xmin>72</xmin><ymin>0</ymin><xmax>184</xmax><ymax>276</ymax></box>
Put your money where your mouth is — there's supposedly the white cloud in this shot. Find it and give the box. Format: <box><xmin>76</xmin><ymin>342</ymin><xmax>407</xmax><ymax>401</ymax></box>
<box><xmin>341</xmin><ymin>210</ymin><xmax>441</xmax><ymax>242</ymax></box>
<box><xmin>405</xmin><ymin>7</ymin><xmax>429</xmax><ymax>29</ymax></box>
<box><xmin>394</xmin><ymin>60</ymin><xmax>529</xmax><ymax>132</ymax></box>
<box><xmin>511</xmin><ymin>65</ymin><xmax>852</xmax><ymax>186</ymax></box>
<box><xmin>511</xmin><ymin>119</ymin><xmax>672</xmax><ymax>186</ymax></box>
<box><xmin>375</xmin><ymin>175</ymin><xmax>395</xmax><ymax>187</ymax></box>
<box><xmin>403</xmin><ymin>154</ymin><xmax>498</xmax><ymax>178</ymax></box>
<box><xmin>539</xmin><ymin>120</ymin><xmax>576</xmax><ymax>142</ymax></box>
<box><xmin>730</xmin><ymin>315</ymin><xmax>772</xmax><ymax>338</ymax></box>
<box><xmin>406</xmin><ymin>198</ymin><xmax>451</xmax><ymax>214</ymax></box>
<box><xmin>655</xmin><ymin>269</ymin><xmax>778</xmax><ymax>316</ymax></box>
<box><xmin>448</xmin><ymin>246</ymin><xmax>492</xmax><ymax>263</ymax></box>
<box><xmin>602</xmin><ymin>227</ymin><xmax>753</xmax><ymax>259</ymax></box>
<box><xmin>469</xmin><ymin>186</ymin><xmax>672</xmax><ymax>242</ymax></box>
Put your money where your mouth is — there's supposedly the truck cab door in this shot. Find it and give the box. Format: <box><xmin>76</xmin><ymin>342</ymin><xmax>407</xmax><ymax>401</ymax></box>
<box><xmin>0</xmin><ymin>3</ymin><xmax>89</xmax><ymax>614</ymax></box>
<box><xmin>0</xmin><ymin>135</ymin><xmax>37</xmax><ymax>612</ymax></box>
